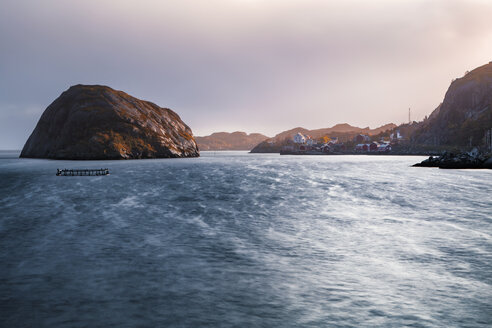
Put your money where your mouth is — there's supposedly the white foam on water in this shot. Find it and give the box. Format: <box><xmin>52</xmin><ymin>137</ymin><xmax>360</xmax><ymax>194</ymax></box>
<box><xmin>115</xmin><ymin>196</ymin><xmax>144</xmax><ymax>208</ymax></box>
<box><xmin>1</xmin><ymin>152</ymin><xmax>491</xmax><ymax>327</ymax></box>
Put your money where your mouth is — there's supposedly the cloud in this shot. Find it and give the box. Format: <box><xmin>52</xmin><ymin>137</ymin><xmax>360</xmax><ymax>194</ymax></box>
<box><xmin>1</xmin><ymin>0</ymin><xmax>491</xmax><ymax>147</ymax></box>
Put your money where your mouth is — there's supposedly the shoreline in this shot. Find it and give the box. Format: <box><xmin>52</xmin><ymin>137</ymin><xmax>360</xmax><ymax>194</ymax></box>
<box><xmin>272</xmin><ymin>150</ymin><xmax>438</xmax><ymax>156</ymax></box>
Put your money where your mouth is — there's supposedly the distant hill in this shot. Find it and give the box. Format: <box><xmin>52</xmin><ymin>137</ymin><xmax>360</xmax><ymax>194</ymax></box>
<box><xmin>251</xmin><ymin>123</ymin><xmax>396</xmax><ymax>153</ymax></box>
<box><xmin>196</xmin><ymin>131</ymin><xmax>269</xmax><ymax>150</ymax></box>
<box><xmin>269</xmin><ymin>123</ymin><xmax>396</xmax><ymax>142</ymax></box>
<box><xmin>412</xmin><ymin>62</ymin><xmax>492</xmax><ymax>148</ymax></box>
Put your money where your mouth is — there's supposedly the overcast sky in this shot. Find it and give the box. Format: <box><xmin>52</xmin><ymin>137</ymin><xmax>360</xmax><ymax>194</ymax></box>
<box><xmin>1</xmin><ymin>0</ymin><xmax>492</xmax><ymax>148</ymax></box>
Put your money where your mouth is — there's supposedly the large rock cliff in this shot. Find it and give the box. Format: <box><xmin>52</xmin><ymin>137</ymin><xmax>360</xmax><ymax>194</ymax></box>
<box><xmin>412</xmin><ymin>62</ymin><xmax>492</xmax><ymax>147</ymax></box>
<box><xmin>20</xmin><ymin>85</ymin><xmax>199</xmax><ymax>160</ymax></box>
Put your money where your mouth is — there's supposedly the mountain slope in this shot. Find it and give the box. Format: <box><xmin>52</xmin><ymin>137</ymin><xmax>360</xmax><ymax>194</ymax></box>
<box><xmin>196</xmin><ymin>131</ymin><xmax>269</xmax><ymax>150</ymax></box>
<box><xmin>412</xmin><ymin>62</ymin><xmax>492</xmax><ymax>147</ymax></box>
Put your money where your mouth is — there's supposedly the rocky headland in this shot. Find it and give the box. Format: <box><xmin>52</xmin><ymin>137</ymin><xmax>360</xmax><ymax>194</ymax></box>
<box><xmin>410</xmin><ymin>62</ymin><xmax>492</xmax><ymax>148</ymax></box>
<box><xmin>20</xmin><ymin>85</ymin><xmax>199</xmax><ymax>160</ymax></box>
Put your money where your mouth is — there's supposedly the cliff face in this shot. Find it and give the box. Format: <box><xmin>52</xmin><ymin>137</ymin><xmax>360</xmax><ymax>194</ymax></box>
<box><xmin>20</xmin><ymin>85</ymin><xmax>199</xmax><ymax>160</ymax></box>
<box><xmin>195</xmin><ymin>131</ymin><xmax>269</xmax><ymax>151</ymax></box>
<box><xmin>413</xmin><ymin>62</ymin><xmax>492</xmax><ymax>147</ymax></box>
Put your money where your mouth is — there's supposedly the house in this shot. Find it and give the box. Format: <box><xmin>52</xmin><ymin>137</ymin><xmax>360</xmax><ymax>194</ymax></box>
<box><xmin>355</xmin><ymin>144</ymin><xmax>366</xmax><ymax>151</ymax></box>
<box><xmin>321</xmin><ymin>144</ymin><xmax>331</xmax><ymax>152</ymax></box>
<box><xmin>331</xmin><ymin>143</ymin><xmax>346</xmax><ymax>152</ymax></box>
<box><xmin>377</xmin><ymin>143</ymin><xmax>392</xmax><ymax>152</ymax></box>
<box><xmin>390</xmin><ymin>130</ymin><xmax>403</xmax><ymax>140</ymax></box>
<box><xmin>306</xmin><ymin>137</ymin><xmax>317</xmax><ymax>146</ymax></box>
<box><xmin>293</xmin><ymin>132</ymin><xmax>306</xmax><ymax>144</ymax></box>
<box><xmin>356</xmin><ymin>143</ymin><xmax>379</xmax><ymax>152</ymax></box>
<box><xmin>369</xmin><ymin>142</ymin><xmax>379</xmax><ymax>152</ymax></box>
<box><xmin>355</xmin><ymin>144</ymin><xmax>371</xmax><ymax>151</ymax></box>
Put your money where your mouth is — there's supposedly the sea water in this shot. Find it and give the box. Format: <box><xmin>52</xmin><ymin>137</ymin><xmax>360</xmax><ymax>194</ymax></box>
<box><xmin>0</xmin><ymin>151</ymin><xmax>491</xmax><ymax>327</ymax></box>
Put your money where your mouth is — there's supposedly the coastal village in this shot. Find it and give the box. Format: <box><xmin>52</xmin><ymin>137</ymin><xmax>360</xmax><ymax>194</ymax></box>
<box><xmin>281</xmin><ymin>131</ymin><xmax>404</xmax><ymax>155</ymax></box>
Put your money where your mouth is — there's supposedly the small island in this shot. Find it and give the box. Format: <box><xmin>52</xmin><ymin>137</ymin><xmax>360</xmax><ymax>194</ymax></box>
<box><xmin>20</xmin><ymin>85</ymin><xmax>199</xmax><ymax>160</ymax></box>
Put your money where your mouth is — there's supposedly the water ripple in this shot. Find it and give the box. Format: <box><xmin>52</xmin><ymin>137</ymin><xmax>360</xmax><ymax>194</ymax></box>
<box><xmin>0</xmin><ymin>151</ymin><xmax>491</xmax><ymax>327</ymax></box>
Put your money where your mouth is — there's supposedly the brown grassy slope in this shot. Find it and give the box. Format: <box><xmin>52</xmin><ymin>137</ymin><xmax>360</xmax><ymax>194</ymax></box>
<box><xmin>270</xmin><ymin>123</ymin><xmax>397</xmax><ymax>141</ymax></box>
<box><xmin>196</xmin><ymin>131</ymin><xmax>269</xmax><ymax>150</ymax></box>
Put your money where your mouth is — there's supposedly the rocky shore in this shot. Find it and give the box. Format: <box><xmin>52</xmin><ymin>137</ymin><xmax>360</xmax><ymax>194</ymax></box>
<box><xmin>413</xmin><ymin>149</ymin><xmax>492</xmax><ymax>169</ymax></box>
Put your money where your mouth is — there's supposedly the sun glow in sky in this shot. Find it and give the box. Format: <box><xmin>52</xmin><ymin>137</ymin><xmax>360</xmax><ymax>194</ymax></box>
<box><xmin>1</xmin><ymin>0</ymin><xmax>492</xmax><ymax>148</ymax></box>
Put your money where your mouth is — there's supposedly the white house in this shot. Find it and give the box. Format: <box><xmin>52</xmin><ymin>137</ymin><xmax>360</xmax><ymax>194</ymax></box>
<box><xmin>306</xmin><ymin>138</ymin><xmax>316</xmax><ymax>146</ymax></box>
<box><xmin>293</xmin><ymin>133</ymin><xmax>306</xmax><ymax>144</ymax></box>
<box><xmin>390</xmin><ymin>130</ymin><xmax>403</xmax><ymax>140</ymax></box>
<box><xmin>377</xmin><ymin>143</ymin><xmax>392</xmax><ymax>152</ymax></box>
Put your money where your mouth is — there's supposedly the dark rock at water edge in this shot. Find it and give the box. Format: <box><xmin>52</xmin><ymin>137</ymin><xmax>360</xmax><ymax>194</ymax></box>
<box><xmin>20</xmin><ymin>85</ymin><xmax>199</xmax><ymax>160</ymax></box>
<box><xmin>413</xmin><ymin>149</ymin><xmax>492</xmax><ymax>169</ymax></box>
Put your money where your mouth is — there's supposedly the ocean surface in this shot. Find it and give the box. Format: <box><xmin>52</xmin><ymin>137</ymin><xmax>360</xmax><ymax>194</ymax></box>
<box><xmin>0</xmin><ymin>150</ymin><xmax>491</xmax><ymax>327</ymax></box>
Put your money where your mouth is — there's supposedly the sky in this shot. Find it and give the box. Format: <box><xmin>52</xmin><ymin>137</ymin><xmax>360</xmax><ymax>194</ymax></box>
<box><xmin>1</xmin><ymin>0</ymin><xmax>492</xmax><ymax>149</ymax></box>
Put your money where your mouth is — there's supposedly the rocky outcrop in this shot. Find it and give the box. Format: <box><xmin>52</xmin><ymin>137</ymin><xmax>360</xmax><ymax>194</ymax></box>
<box><xmin>412</xmin><ymin>62</ymin><xmax>492</xmax><ymax>147</ymax></box>
<box><xmin>413</xmin><ymin>149</ymin><xmax>491</xmax><ymax>169</ymax></box>
<box><xmin>20</xmin><ymin>85</ymin><xmax>199</xmax><ymax>160</ymax></box>
<box><xmin>195</xmin><ymin>131</ymin><xmax>269</xmax><ymax>150</ymax></box>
